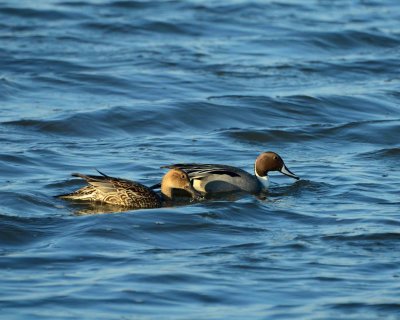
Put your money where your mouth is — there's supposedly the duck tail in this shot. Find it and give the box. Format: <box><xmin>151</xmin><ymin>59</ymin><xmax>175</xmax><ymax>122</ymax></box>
<box><xmin>55</xmin><ymin>191</ymin><xmax>75</xmax><ymax>199</ymax></box>
<box><xmin>95</xmin><ymin>169</ymin><xmax>110</xmax><ymax>177</ymax></box>
<box><xmin>55</xmin><ymin>188</ymin><xmax>82</xmax><ymax>199</ymax></box>
<box><xmin>71</xmin><ymin>172</ymin><xmax>107</xmax><ymax>182</ymax></box>
<box><xmin>71</xmin><ymin>172</ymin><xmax>89</xmax><ymax>180</ymax></box>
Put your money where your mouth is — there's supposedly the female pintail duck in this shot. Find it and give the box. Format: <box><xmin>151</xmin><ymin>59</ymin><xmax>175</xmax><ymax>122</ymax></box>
<box><xmin>57</xmin><ymin>168</ymin><xmax>201</xmax><ymax>209</ymax></box>
<box><xmin>158</xmin><ymin>152</ymin><xmax>299</xmax><ymax>195</ymax></box>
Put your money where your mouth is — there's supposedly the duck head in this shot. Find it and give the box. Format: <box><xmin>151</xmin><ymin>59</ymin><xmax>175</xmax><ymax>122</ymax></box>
<box><xmin>161</xmin><ymin>168</ymin><xmax>202</xmax><ymax>201</ymax></box>
<box><xmin>254</xmin><ymin>152</ymin><xmax>299</xmax><ymax>188</ymax></box>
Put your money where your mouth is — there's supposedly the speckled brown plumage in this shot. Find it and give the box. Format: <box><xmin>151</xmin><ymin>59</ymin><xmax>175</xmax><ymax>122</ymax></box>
<box><xmin>58</xmin><ymin>172</ymin><xmax>162</xmax><ymax>209</ymax></box>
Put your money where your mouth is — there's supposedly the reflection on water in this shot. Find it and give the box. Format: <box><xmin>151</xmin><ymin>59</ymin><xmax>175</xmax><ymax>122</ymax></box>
<box><xmin>64</xmin><ymin>195</ymin><xmax>202</xmax><ymax>215</ymax></box>
<box><xmin>68</xmin><ymin>202</ymin><xmax>134</xmax><ymax>215</ymax></box>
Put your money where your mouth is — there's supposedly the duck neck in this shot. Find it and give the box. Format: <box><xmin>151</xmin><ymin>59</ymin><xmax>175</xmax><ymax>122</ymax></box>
<box><xmin>161</xmin><ymin>185</ymin><xmax>173</xmax><ymax>201</ymax></box>
<box><xmin>254</xmin><ymin>163</ymin><xmax>269</xmax><ymax>189</ymax></box>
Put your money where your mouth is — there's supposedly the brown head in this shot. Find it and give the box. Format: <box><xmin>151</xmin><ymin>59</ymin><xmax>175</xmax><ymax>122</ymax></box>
<box><xmin>254</xmin><ymin>152</ymin><xmax>299</xmax><ymax>180</ymax></box>
<box><xmin>161</xmin><ymin>168</ymin><xmax>202</xmax><ymax>201</ymax></box>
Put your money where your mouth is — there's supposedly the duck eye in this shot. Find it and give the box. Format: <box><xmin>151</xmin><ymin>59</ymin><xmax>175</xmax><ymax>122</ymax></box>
<box><xmin>181</xmin><ymin>174</ymin><xmax>185</xmax><ymax>179</ymax></box>
<box><xmin>274</xmin><ymin>156</ymin><xmax>278</xmax><ymax>160</ymax></box>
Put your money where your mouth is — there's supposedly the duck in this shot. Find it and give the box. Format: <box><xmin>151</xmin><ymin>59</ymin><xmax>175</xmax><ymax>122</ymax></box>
<box><xmin>57</xmin><ymin>168</ymin><xmax>201</xmax><ymax>209</ymax></box>
<box><xmin>155</xmin><ymin>152</ymin><xmax>299</xmax><ymax>195</ymax></box>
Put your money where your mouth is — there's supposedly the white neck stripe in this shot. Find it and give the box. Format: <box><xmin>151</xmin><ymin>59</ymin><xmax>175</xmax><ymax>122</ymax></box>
<box><xmin>255</xmin><ymin>170</ymin><xmax>269</xmax><ymax>189</ymax></box>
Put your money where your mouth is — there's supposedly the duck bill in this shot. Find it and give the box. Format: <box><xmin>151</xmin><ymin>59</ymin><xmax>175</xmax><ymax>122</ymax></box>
<box><xmin>187</xmin><ymin>185</ymin><xmax>204</xmax><ymax>201</ymax></box>
<box><xmin>280</xmin><ymin>164</ymin><xmax>299</xmax><ymax>180</ymax></box>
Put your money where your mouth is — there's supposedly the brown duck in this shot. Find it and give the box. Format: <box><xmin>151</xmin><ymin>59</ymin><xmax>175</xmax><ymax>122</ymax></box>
<box><xmin>57</xmin><ymin>169</ymin><xmax>200</xmax><ymax>209</ymax></box>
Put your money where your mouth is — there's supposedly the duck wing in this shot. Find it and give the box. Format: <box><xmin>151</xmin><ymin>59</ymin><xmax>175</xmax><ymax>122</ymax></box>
<box><xmin>71</xmin><ymin>173</ymin><xmax>152</xmax><ymax>198</ymax></box>
<box><xmin>161</xmin><ymin>163</ymin><xmax>241</xmax><ymax>180</ymax></box>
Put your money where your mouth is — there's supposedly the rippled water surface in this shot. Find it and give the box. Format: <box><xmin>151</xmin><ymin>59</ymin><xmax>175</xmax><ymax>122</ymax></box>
<box><xmin>1</xmin><ymin>0</ymin><xmax>400</xmax><ymax>319</ymax></box>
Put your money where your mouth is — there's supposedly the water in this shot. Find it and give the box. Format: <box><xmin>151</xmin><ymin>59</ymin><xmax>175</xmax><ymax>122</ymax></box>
<box><xmin>1</xmin><ymin>0</ymin><xmax>400</xmax><ymax>319</ymax></box>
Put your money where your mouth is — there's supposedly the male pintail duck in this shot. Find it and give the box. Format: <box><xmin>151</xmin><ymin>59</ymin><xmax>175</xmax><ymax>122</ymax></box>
<box><xmin>57</xmin><ymin>169</ymin><xmax>201</xmax><ymax>209</ymax></box>
<box><xmin>157</xmin><ymin>152</ymin><xmax>299</xmax><ymax>195</ymax></box>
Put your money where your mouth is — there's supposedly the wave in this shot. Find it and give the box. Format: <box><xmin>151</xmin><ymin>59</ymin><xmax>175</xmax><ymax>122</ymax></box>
<box><xmin>300</xmin><ymin>30</ymin><xmax>400</xmax><ymax>50</ymax></box>
<box><xmin>218</xmin><ymin>119</ymin><xmax>400</xmax><ymax>145</ymax></box>
<box><xmin>358</xmin><ymin>147</ymin><xmax>400</xmax><ymax>161</ymax></box>
<box><xmin>0</xmin><ymin>6</ymin><xmax>88</xmax><ymax>20</ymax></box>
<box><xmin>323</xmin><ymin>232</ymin><xmax>400</xmax><ymax>242</ymax></box>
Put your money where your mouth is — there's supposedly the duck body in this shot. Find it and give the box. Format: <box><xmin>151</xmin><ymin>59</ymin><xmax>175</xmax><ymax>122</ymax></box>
<box><xmin>58</xmin><ymin>172</ymin><xmax>162</xmax><ymax>209</ymax></box>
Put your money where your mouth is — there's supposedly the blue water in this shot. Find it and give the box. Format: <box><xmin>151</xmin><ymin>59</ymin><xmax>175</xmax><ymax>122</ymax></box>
<box><xmin>1</xmin><ymin>0</ymin><xmax>400</xmax><ymax>319</ymax></box>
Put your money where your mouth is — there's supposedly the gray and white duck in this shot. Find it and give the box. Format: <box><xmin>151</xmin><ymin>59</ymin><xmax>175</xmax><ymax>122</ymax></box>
<box><xmin>156</xmin><ymin>152</ymin><xmax>299</xmax><ymax>195</ymax></box>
